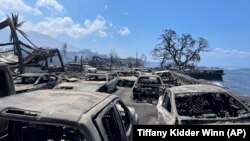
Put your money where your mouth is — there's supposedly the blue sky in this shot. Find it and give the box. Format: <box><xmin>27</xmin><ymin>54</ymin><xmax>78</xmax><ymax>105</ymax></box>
<box><xmin>0</xmin><ymin>0</ymin><xmax>250</xmax><ymax>68</ymax></box>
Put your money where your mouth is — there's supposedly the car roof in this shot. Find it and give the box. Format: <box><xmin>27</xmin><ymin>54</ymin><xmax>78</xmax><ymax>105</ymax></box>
<box><xmin>19</xmin><ymin>73</ymin><xmax>53</xmax><ymax>77</ymax></box>
<box><xmin>169</xmin><ymin>84</ymin><xmax>228</xmax><ymax>94</ymax></box>
<box><xmin>154</xmin><ymin>70</ymin><xmax>171</xmax><ymax>73</ymax></box>
<box><xmin>138</xmin><ymin>74</ymin><xmax>160</xmax><ymax>77</ymax></box>
<box><xmin>0</xmin><ymin>90</ymin><xmax>112</xmax><ymax>125</ymax></box>
<box><xmin>56</xmin><ymin>81</ymin><xmax>105</xmax><ymax>92</ymax></box>
<box><xmin>0</xmin><ymin>62</ymin><xmax>7</xmax><ymax>67</ymax></box>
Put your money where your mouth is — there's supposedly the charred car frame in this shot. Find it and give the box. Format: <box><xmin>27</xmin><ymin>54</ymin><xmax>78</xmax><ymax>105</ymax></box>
<box><xmin>157</xmin><ymin>84</ymin><xmax>250</xmax><ymax>125</ymax></box>
<box><xmin>132</xmin><ymin>75</ymin><xmax>164</xmax><ymax>104</ymax></box>
<box><xmin>0</xmin><ymin>90</ymin><xmax>139</xmax><ymax>141</ymax></box>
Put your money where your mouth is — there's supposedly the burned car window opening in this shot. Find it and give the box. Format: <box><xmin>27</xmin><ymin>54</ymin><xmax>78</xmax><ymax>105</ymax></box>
<box><xmin>39</xmin><ymin>76</ymin><xmax>50</xmax><ymax>84</ymax></box>
<box><xmin>163</xmin><ymin>93</ymin><xmax>172</xmax><ymax>113</ymax></box>
<box><xmin>0</xmin><ymin>70</ymin><xmax>9</xmax><ymax>97</ymax></box>
<box><xmin>115</xmin><ymin>102</ymin><xmax>131</xmax><ymax>131</ymax></box>
<box><xmin>102</xmin><ymin>108</ymin><xmax>124</xmax><ymax>141</ymax></box>
<box><xmin>14</xmin><ymin>76</ymin><xmax>39</xmax><ymax>84</ymax></box>
<box><xmin>175</xmin><ymin>93</ymin><xmax>249</xmax><ymax>118</ymax></box>
<box><xmin>138</xmin><ymin>77</ymin><xmax>161</xmax><ymax>85</ymax></box>
<box><xmin>0</xmin><ymin>120</ymin><xmax>86</xmax><ymax>141</ymax></box>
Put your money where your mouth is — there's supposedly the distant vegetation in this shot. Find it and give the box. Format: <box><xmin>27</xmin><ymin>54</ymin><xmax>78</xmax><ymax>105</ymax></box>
<box><xmin>152</xmin><ymin>29</ymin><xmax>209</xmax><ymax>69</ymax></box>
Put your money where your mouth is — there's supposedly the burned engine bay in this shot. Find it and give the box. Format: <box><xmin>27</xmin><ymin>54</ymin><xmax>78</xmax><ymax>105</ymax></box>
<box><xmin>175</xmin><ymin>92</ymin><xmax>249</xmax><ymax>118</ymax></box>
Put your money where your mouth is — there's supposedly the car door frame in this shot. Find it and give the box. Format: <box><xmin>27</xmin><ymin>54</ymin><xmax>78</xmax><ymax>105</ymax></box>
<box><xmin>113</xmin><ymin>99</ymin><xmax>134</xmax><ymax>141</ymax></box>
<box><xmin>95</xmin><ymin>103</ymin><xmax>127</xmax><ymax>141</ymax></box>
<box><xmin>158</xmin><ymin>90</ymin><xmax>176</xmax><ymax>124</ymax></box>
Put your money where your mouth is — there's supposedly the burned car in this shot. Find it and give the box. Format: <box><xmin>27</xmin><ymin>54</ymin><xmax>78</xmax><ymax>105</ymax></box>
<box><xmin>54</xmin><ymin>79</ymin><xmax>117</xmax><ymax>94</ymax></box>
<box><xmin>133</xmin><ymin>75</ymin><xmax>164</xmax><ymax>104</ymax></box>
<box><xmin>157</xmin><ymin>84</ymin><xmax>250</xmax><ymax>125</ymax></box>
<box><xmin>85</xmin><ymin>72</ymin><xmax>116</xmax><ymax>81</ymax></box>
<box><xmin>153</xmin><ymin>70</ymin><xmax>179</xmax><ymax>87</ymax></box>
<box><xmin>13</xmin><ymin>73</ymin><xmax>59</xmax><ymax>93</ymax></box>
<box><xmin>0</xmin><ymin>89</ymin><xmax>139</xmax><ymax>141</ymax></box>
<box><xmin>111</xmin><ymin>71</ymin><xmax>137</xmax><ymax>88</ymax></box>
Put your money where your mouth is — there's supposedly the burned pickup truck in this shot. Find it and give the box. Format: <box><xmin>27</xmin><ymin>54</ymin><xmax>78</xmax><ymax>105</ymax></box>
<box><xmin>133</xmin><ymin>75</ymin><xmax>164</xmax><ymax>104</ymax></box>
<box><xmin>157</xmin><ymin>84</ymin><xmax>250</xmax><ymax>125</ymax></box>
<box><xmin>0</xmin><ymin>89</ymin><xmax>138</xmax><ymax>141</ymax></box>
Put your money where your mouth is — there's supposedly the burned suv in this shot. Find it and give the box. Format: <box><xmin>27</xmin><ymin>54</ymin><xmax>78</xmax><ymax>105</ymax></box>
<box><xmin>153</xmin><ymin>70</ymin><xmax>178</xmax><ymax>87</ymax></box>
<box><xmin>132</xmin><ymin>75</ymin><xmax>164</xmax><ymax>104</ymax></box>
<box><xmin>0</xmin><ymin>90</ymin><xmax>138</xmax><ymax>141</ymax></box>
<box><xmin>157</xmin><ymin>84</ymin><xmax>250</xmax><ymax>125</ymax></box>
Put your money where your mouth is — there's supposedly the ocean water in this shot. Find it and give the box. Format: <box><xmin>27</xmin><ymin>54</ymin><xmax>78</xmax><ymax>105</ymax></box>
<box><xmin>222</xmin><ymin>68</ymin><xmax>250</xmax><ymax>96</ymax></box>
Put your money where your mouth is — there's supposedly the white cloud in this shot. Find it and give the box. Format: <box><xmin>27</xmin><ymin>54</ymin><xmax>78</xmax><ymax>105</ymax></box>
<box><xmin>67</xmin><ymin>24</ymin><xmax>85</xmax><ymax>38</ymax></box>
<box><xmin>97</xmin><ymin>31</ymin><xmax>108</xmax><ymax>38</ymax></box>
<box><xmin>36</xmin><ymin>0</ymin><xmax>64</xmax><ymax>12</ymax></box>
<box><xmin>207</xmin><ymin>48</ymin><xmax>250</xmax><ymax>57</ymax></box>
<box><xmin>22</xmin><ymin>15</ymin><xmax>108</xmax><ymax>39</ymax></box>
<box><xmin>0</xmin><ymin>0</ymin><xmax>42</xmax><ymax>16</ymax></box>
<box><xmin>118</xmin><ymin>26</ymin><xmax>130</xmax><ymax>36</ymax></box>
<box><xmin>83</xmin><ymin>16</ymin><xmax>106</xmax><ymax>35</ymax></box>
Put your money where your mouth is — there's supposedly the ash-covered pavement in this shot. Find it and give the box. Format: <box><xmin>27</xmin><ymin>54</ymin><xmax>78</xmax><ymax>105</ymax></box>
<box><xmin>114</xmin><ymin>87</ymin><xmax>159</xmax><ymax>124</ymax></box>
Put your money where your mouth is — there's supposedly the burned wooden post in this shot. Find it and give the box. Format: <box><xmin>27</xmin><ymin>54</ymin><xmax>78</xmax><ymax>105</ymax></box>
<box><xmin>56</xmin><ymin>48</ymin><xmax>64</xmax><ymax>72</ymax></box>
<box><xmin>75</xmin><ymin>56</ymin><xmax>78</xmax><ymax>62</ymax></box>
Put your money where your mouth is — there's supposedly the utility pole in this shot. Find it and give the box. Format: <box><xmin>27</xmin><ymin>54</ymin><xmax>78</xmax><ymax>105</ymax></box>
<box><xmin>75</xmin><ymin>56</ymin><xmax>78</xmax><ymax>62</ymax></box>
<box><xmin>110</xmin><ymin>49</ymin><xmax>113</xmax><ymax>71</ymax></box>
<box><xmin>136</xmin><ymin>52</ymin><xmax>138</xmax><ymax>68</ymax></box>
<box><xmin>80</xmin><ymin>56</ymin><xmax>83</xmax><ymax>73</ymax></box>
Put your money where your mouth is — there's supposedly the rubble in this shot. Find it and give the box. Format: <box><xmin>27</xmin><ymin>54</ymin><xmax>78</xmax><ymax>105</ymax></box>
<box><xmin>0</xmin><ymin>18</ymin><xmax>64</xmax><ymax>74</ymax></box>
